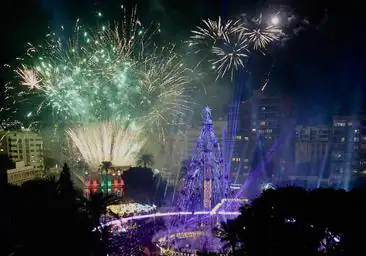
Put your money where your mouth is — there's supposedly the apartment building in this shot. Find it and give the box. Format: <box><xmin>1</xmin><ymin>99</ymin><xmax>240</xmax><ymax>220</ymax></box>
<box><xmin>0</xmin><ymin>129</ymin><xmax>44</xmax><ymax>175</ymax></box>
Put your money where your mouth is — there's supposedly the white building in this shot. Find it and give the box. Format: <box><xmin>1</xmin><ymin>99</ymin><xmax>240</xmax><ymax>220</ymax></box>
<box><xmin>0</xmin><ymin>129</ymin><xmax>44</xmax><ymax>173</ymax></box>
<box><xmin>7</xmin><ymin>161</ymin><xmax>43</xmax><ymax>185</ymax></box>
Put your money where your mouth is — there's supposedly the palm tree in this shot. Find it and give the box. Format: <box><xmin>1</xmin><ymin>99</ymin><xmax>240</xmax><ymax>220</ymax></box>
<box><xmin>137</xmin><ymin>153</ymin><xmax>154</xmax><ymax>168</ymax></box>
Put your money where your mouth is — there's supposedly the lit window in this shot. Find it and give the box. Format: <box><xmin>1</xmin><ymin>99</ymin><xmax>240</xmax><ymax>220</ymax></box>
<box><xmin>334</xmin><ymin>122</ymin><xmax>346</xmax><ymax>127</ymax></box>
<box><xmin>244</xmin><ymin>165</ymin><xmax>249</xmax><ymax>169</ymax></box>
<box><xmin>252</xmin><ymin>128</ymin><xmax>256</xmax><ymax>132</ymax></box>
<box><xmin>232</xmin><ymin>157</ymin><xmax>240</xmax><ymax>162</ymax></box>
<box><xmin>341</xmin><ymin>137</ymin><xmax>345</xmax><ymax>142</ymax></box>
<box><xmin>244</xmin><ymin>137</ymin><xmax>249</xmax><ymax>141</ymax></box>
<box><xmin>260</xmin><ymin>121</ymin><xmax>266</xmax><ymax>126</ymax></box>
<box><xmin>266</xmin><ymin>129</ymin><xmax>273</xmax><ymax>133</ymax></box>
<box><xmin>244</xmin><ymin>158</ymin><xmax>249</xmax><ymax>163</ymax></box>
<box><xmin>355</xmin><ymin>129</ymin><xmax>359</xmax><ymax>134</ymax></box>
<box><xmin>235</xmin><ymin>135</ymin><xmax>242</xmax><ymax>140</ymax></box>
<box><xmin>261</xmin><ymin>106</ymin><xmax>266</xmax><ymax>111</ymax></box>
<box><xmin>348</xmin><ymin>122</ymin><xmax>353</xmax><ymax>126</ymax></box>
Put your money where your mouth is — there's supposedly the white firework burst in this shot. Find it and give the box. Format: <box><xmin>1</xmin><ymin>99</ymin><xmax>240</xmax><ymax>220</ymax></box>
<box><xmin>190</xmin><ymin>17</ymin><xmax>240</xmax><ymax>47</ymax></box>
<box><xmin>241</xmin><ymin>14</ymin><xmax>282</xmax><ymax>51</ymax></box>
<box><xmin>15</xmin><ymin>65</ymin><xmax>42</xmax><ymax>90</ymax></box>
<box><xmin>211</xmin><ymin>31</ymin><xmax>249</xmax><ymax>79</ymax></box>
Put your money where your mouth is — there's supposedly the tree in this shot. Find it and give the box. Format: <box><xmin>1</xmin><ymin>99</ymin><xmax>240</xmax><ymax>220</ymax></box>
<box><xmin>122</xmin><ymin>167</ymin><xmax>168</xmax><ymax>204</ymax></box>
<box><xmin>229</xmin><ymin>187</ymin><xmax>350</xmax><ymax>256</ymax></box>
<box><xmin>85</xmin><ymin>192</ymin><xmax>118</xmax><ymax>228</ymax></box>
<box><xmin>214</xmin><ymin>219</ymin><xmax>239</xmax><ymax>255</ymax></box>
<box><xmin>176</xmin><ymin>106</ymin><xmax>228</xmax><ymax>212</ymax></box>
<box><xmin>17</xmin><ymin>176</ymin><xmax>96</xmax><ymax>256</ymax></box>
<box><xmin>137</xmin><ymin>153</ymin><xmax>154</xmax><ymax>168</ymax></box>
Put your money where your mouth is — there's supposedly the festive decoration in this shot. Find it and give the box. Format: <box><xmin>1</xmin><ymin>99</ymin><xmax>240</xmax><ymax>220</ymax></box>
<box><xmin>107</xmin><ymin>203</ymin><xmax>157</xmax><ymax>216</ymax></box>
<box><xmin>176</xmin><ymin>106</ymin><xmax>229</xmax><ymax>212</ymax></box>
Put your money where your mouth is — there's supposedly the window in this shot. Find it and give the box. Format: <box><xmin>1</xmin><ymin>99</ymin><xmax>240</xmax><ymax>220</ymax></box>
<box><xmin>341</xmin><ymin>137</ymin><xmax>345</xmax><ymax>142</ymax></box>
<box><xmin>235</xmin><ymin>135</ymin><xmax>242</xmax><ymax>140</ymax></box>
<box><xmin>260</xmin><ymin>121</ymin><xmax>266</xmax><ymax>126</ymax></box>
<box><xmin>232</xmin><ymin>157</ymin><xmax>240</xmax><ymax>162</ymax></box>
<box><xmin>355</xmin><ymin>129</ymin><xmax>360</xmax><ymax>134</ymax></box>
<box><xmin>261</xmin><ymin>106</ymin><xmax>266</xmax><ymax>111</ymax></box>
<box><xmin>348</xmin><ymin>122</ymin><xmax>353</xmax><ymax>126</ymax></box>
<box><xmin>354</xmin><ymin>137</ymin><xmax>360</xmax><ymax>142</ymax></box>
<box><xmin>334</xmin><ymin>122</ymin><xmax>346</xmax><ymax>127</ymax></box>
<box><xmin>266</xmin><ymin>129</ymin><xmax>273</xmax><ymax>133</ymax></box>
<box><xmin>244</xmin><ymin>158</ymin><xmax>249</xmax><ymax>163</ymax></box>
<box><xmin>244</xmin><ymin>137</ymin><xmax>249</xmax><ymax>141</ymax></box>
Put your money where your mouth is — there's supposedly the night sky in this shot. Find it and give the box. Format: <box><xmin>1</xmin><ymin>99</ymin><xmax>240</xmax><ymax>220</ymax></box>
<box><xmin>1</xmin><ymin>0</ymin><xmax>366</xmax><ymax>124</ymax></box>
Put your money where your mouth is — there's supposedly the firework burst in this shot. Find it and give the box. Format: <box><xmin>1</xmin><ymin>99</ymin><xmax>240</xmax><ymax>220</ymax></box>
<box><xmin>211</xmin><ymin>31</ymin><xmax>249</xmax><ymax>79</ymax></box>
<box><xmin>189</xmin><ymin>12</ymin><xmax>283</xmax><ymax>79</ymax></box>
<box><xmin>67</xmin><ymin>121</ymin><xmax>145</xmax><ymax>168</ymax></box>
<box><xmin>15</xmin><ymin>65</ymin><xmax>42</xmax><ymax>90</ymax></box>
<box><xmin>10</xmin><ymin>6</ymin><xmax>192</xmax><ymax>144</ymax></box>
<box><xmin>240</xmin><ymin>13</ymin><xmax>282</xmax><ymax>51</ymax></box>
<box><xmin>190</xmin><ymin>17</ymin><xmax>240</xmax><ymax>47</ymax></box>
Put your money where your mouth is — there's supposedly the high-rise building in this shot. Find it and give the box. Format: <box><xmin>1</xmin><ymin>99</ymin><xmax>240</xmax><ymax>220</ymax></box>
<box><xmin>226</xmin><ymin>93</ymin><xmax>294</xmax><ymax>183</ymax></box>
<box><xmin>287</xmin><ymin>125</ymin><xmax>331</xmax><ymax>188</ymax></box>
<box><xmin>294</xmin><ymin>125</ymin><xmax>330</xmax><ymax>175</ymax></box>
<box><xmin>0</xmin><ymin>129</ymin><xmax>45</xmax><ymax>173</ymax></box>
<box><xmin>330</xmin><ymin>116</ymin><xmax>362</xmax><ymax>188</ymax></box>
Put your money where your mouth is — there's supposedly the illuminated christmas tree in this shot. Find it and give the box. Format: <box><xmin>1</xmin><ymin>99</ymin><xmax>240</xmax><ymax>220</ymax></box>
<box><xmin>177</xmin><ymin>106</ymin><xmax>229</xmax><ymax>211</ymax></box>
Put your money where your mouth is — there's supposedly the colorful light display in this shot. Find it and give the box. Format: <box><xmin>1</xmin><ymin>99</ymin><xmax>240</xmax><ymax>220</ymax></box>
<box><xmin>176</xmin><ymin>106</ymin><xmax>229</xmax><ymax>212</ymax></box>
<box><xmin>107</xmin><ymin>203</ymin><xmax>157</xmax><ymax>217</ymax></box>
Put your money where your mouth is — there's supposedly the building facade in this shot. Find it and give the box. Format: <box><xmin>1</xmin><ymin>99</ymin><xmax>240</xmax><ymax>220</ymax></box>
<box><xmin>226</xmin><ymin>93</ymin><xmax>294</xmax><ymax>183</ymax></box>
<box><xmin>0</xmin><ymin>129</ymin><xmax>45</xmax><ymax>173</ymax></box>
<box><xmin>7</xmin><ymin>161</ymin><xmax>43</xmax><ymax>185</ymax></box>
<box><xmin>294</xmin><ymin>125</ymin><xmax>330</xmax><ymax>175</ymax></box>
<box><xmin>288</xmin><ymin>125</ymin><xmax>331</xmax><ymax>188</ymax></box>
<box><xmin>330</xmin><ymin>116</ymin><xmax>364</xmax><ymax>188</ymax></box>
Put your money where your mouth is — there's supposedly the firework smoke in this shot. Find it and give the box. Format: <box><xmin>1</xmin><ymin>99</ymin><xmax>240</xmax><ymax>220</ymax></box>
<box><xmin>67</xmin><ymin>121</ymin><xmax>145</xmax><ymax>168</ymax></box>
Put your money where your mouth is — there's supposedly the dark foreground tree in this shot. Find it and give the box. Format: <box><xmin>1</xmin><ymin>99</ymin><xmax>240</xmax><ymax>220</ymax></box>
<box><xmin>4</xmin><ymin>163</ymin><xmax>100</xmax><ymax>256</ymax></box>
<box><xmin>85</xmin><ymin>192</ymin><xmax>119</xmax><ymax>228</ymax></box>
<box><xmin>122</xmin><ymin>166</ymin><xmax>168</xmax><ymax>204</ymax></box>
<box><xmin>217</xmin><ymin>186</ymin><xmax>366</xmax><ymax>256</ymax></box>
